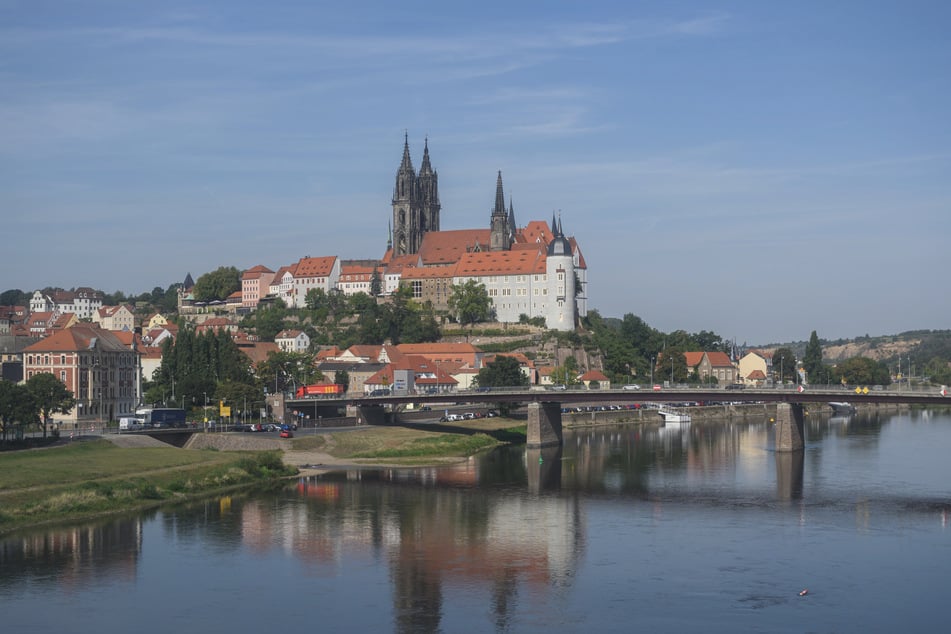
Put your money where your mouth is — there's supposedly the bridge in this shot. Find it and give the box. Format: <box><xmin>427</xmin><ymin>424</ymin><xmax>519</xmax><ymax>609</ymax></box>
<box><xmin>289</xmin><ymin>385</ymin><xmax>949</xmax><ymax>451</ymax></box>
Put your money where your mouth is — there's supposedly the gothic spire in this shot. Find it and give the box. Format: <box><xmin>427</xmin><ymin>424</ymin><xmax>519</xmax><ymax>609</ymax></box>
<box><xmin>420</xmin><ymin>136</ymin><xmax>433</xmax><ymax>175</ymax></box>
<box><xmin>399</xmin><ymin>131</ymin><xmax>414</xmax><ymax>173</ymax></box>
<box><xmin>493</xmin><ymin>171</ymin><xmax>506</xmax><ymax>218</ymax></box>
<box><xmin>508</xmin><ymin>196</ymin><xmax>516</xmax><ymax>234</ymax></box>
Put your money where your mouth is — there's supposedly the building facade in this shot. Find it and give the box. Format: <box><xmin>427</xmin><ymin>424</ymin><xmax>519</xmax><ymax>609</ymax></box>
<box><xmin>22</xmin><ymin>324</ymin><xmax>141</xmax><ymax>429</ymax></box>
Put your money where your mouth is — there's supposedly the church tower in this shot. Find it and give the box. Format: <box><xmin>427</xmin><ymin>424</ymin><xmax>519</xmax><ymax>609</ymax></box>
<box><xmin>392</xmin><ymin>134</ymin><xmax>440</xmax><ymax>256</ymax></box>
<box><xmin>417</xmin><ymin>138</ymin><xmax>440</xmax><ymax>236</ymax></box>
<box><xmin>489</xmin><ymin>171</ymin><xmax>512</xmax><ymax>251</ymax></box>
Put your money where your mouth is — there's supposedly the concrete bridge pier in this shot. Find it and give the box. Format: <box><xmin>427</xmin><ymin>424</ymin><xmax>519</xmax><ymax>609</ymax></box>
<box><xmin>775</xmin><ymin>402</ymin><xmax>805</xmax><ymax>452</ymax></box>
<box><xmin>527</xmin><ymin>402</ymin><xmax>563</xmax><ymax>448</ymax></box>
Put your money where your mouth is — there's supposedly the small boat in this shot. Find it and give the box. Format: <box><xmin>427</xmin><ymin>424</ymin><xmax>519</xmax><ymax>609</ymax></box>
<box><xmin>658</xmin><ymin>409</ymin><xmax>692</xmax><ymax>423</ymax></box>
<box><xmin>829</xmin><ymin>402</ymin><xmax>856</xmax><ymax>415</ymax></box>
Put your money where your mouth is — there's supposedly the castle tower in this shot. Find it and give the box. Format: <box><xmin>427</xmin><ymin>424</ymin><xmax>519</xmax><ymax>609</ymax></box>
<box><xmin>392</xmin><ymin>134</ymin><xmax>440</xmax><ymax>256</ymax></box>
<box><xmin>545</xmin><ymin>214</ymin><xmax>576</xmax><ymax>331</ymax></box>
<box><xmin>489</xmin><ymin>171</ymin><xmax>511</xmax><ymax>251</ymax></box>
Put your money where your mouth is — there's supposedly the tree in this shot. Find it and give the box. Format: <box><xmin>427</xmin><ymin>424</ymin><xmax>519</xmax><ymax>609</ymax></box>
<box><xmin>0</xmin><ymin>289</ymin><xmax>28</xmax><ymax>306</ymax></box>
<box><xmin>773</xmin><ymin>347</ymin><xmax>797</xmax><ymax>384</ymax></box>
<box><xmin>26</xmin><ymin>373</ymin><xmax>75</xmax><ymax>438</ymax></box>
<box><xmin>0</xmin><ymin>381</ymin><xmax>38</xmax><ymax>442</ymax></box>
<box><xmin>369</xmin><ymin>268</ymin><xmax>382</xmax><ymax>297</ymax></box>
<box><xmin>448</xmin><ymin>280</ymin><xmax>492</xmax><ymax>326</ymax></box>
<box><xmin>475</xmin><ymin>356</ymin><xmax>528</xmax><ymax>388</ymax></box>
<box><xmin>334</xmin><ymin>370</ymin><xmax>351</xmax><ymax>394</ymax></box>
<box><xmin>834</xmin><ymin>357</ymin><xmax>891</xmax><ymax>386</ymax></box>
<box><xmin>803</xmin><ymin>331</ymin><xmax>831</xmax><ymax>385</ymax></box>
<box><xmin>193</xmin><ymin>266</ymin><xmax>241</xmax><ymax>302</ymax></box>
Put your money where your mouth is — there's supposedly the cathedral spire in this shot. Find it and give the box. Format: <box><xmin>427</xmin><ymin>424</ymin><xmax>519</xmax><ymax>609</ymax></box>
<box><xmin>493</xmin><ymin>171</ymin><xmax>506</xmax><ymax>218</ymax></box>
<box><xmin>420</xmin><ymin>136</ymin><xmax>433</xmax><ymax>175</ymax></box>
<box><xmin>399</xmin><ymin>131</ymin><xmax>414</xmax><ymax>173</ymax></box>
<box><xmin>490</xmin><ymin>171</ymin><xmax>511</xmax><ymax>251</ymax></box>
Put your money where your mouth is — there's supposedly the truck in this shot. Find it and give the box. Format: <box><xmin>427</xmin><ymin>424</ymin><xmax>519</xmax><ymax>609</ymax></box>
<box><xmin>296</xmin><ymin>384</ymin><xmax>344</xmax><ymax>398</ymax></box>
<box><xmin>119</xmin><ymin>416</ymin><xmax>145</xmax><ymax>431</ymax></box>
<box><xmin>135</xmin><ymin>407</ymin><xmax>188</xmax><ymax>428</ymax></box>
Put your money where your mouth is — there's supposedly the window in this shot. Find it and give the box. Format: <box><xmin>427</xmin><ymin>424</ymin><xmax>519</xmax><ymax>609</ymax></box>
<box><xmin>60</xmin><ymin>371</ymin><xmax>66</xmax><ymax>382</ymax></box>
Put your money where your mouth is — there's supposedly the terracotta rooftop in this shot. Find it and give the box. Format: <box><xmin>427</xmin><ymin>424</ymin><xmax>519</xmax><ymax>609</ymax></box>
<box><xmin>418</xmin><ymin>229</ymin><xmax>492</xmax><ymax>266</ymax></box>
<box><xmin>294</xmin><ymin>256</ymin><xmax>336</xmax><ymax>278</ymax></box>
<box><xmin>454</xmin><ymin>247</ymin><xmax>546</xmax><ymax>277</ymax></box>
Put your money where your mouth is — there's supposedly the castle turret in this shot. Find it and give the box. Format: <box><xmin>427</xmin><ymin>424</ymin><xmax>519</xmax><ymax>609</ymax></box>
<box><xmin>545</xmin><ymin>214</ymin><xmax>575</xmax><ymax>330</ymax></box>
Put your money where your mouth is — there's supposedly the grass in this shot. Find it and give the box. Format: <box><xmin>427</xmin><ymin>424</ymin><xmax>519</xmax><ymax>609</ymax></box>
<box><xmin>287</xmin><ymin>418</ymin><xmax>526</xmax><ymax>464</ymax></box>
<box><xmin>0</xmin><ymin>440</ymin><xmax>296</xmax><ymax>535</ymax></box>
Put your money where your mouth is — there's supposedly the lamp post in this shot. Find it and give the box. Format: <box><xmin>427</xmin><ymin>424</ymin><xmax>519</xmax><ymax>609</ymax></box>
<box><xmin>203</xmin><ymin>391</ymin><xmax>209</xmax><ymax>431</ymax></box>
<box><xmin>650</xmin><ymin>356</ymin><xmax>654</xmax><ymax>388</ymax></box>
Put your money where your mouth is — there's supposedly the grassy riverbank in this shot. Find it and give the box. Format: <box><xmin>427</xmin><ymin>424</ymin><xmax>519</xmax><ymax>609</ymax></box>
<box><xmin>0</xmin><ymin>420</ymin><xmax>528</xmax><ymax>535</ymax></box>
<box><xmin>288</xmin><ymin>420</ymin><xmax>526</xmax><ymax>466</ymax></box>
<box><xmin>0</xmin><ymin>439</ymin><xmax>296</xmax><ymax>535</ymax></box>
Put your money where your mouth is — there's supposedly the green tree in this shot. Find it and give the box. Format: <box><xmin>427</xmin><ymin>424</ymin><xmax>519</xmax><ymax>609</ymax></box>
<box><xmin>448</xmin><ymin>280</ymin><xmax>492</xmax><ymax>326</ymax></box>
<box><xmin>193</xmin><ymin>266</ymin><xmax>241</xmax><ymax>302</ymax></box>
<box><xmin>369</xmin><ymin>268</ymin><xmax>382</xmax><ymax>297</ymax></box>
<box><xmin>244</xmin><ymin>303</ymin><xmax>289</xmax><ymax>341</ymax></box>
<box><xmin>215</xmin><ymin>380</ymin><xmax>265</xmax><ymax>421</ymax></box>
<box><xmin>26</xmin><ymin>373</ymin><xmax>75</xmax><ymax>438</ymax></box>
<box><xmin>0</xmin><ymin>289</ymin><xmax>28</xmax><ymax>306</ymax></box>
<box><xmin>773</xmin><ymin>347</ymin><xmax>797</xmax><ymax>384</ymax></box>
<box><xmin>305</xmin><ymin>288</ymin><xmax>328</xmax><ymax>310</ymax></box>
<box><xmin>334</xmin><ymin>370</ymin><xmax>351</xmax><ymax>394</ymax></box>
<box><xmin>834</xmin><ymin>357</ymin><xmax>891</xmax><ymax>386</ymax></box>
<box><xmin>475</xmin><ymin>356</ymin><xmax>528</xmax><ymax>388</ymax></box>
<box><xmin>0</xmin><ymin>381</ymin><xmax>39</xmax><ymax>442</ymax></box>
<box><xmin>802</xmin><ymin>331</ymin><xmax>831</xmax><ymax>385</ymax></box>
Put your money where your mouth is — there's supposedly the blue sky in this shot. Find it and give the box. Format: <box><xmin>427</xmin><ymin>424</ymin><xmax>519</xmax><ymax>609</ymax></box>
<box><xmin>3</xmin><ymin>1</ymin><xmax>949</xmax><ymax>345</ymax></box>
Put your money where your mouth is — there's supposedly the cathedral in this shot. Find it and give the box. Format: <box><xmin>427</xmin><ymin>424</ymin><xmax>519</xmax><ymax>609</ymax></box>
<box><xmin>385</xmin><ymin>136</ymin><xmax>587</xmax><ymax>331</ymax></box>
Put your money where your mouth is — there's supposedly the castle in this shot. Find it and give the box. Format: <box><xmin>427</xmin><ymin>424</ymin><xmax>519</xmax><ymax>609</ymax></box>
<box><xmin>226</xmin><ymin>135</ymin><xmax>587</xmax><ymax>331</ymax></box>
<box><xmin>384</xmin><ymin>136</ymin><xmax>587</xmax><ymax>331</ymax></box>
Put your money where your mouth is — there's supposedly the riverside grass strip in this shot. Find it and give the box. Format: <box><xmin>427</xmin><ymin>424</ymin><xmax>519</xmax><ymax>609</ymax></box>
<box><xmin>0</xmin><ymin>440</ymin><xmax>295</xmax><ymax>535</ymax></box>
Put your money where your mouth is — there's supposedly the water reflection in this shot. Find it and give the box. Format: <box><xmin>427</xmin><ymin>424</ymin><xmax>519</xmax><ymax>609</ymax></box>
<box><xmin>0</xmin><ymin>517</ymin><xmax>146</xmax><ymax>590</ymax></box>
<box><xmin>2</xmin><ymin>410</ymin><xmax>949</xmax><ymax>633</ymax></box>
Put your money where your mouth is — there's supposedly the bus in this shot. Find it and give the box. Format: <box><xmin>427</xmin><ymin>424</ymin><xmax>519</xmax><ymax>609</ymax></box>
<box><xmin>135</xmin><ymin>407</ymin><xmax>188</xmax><ymax>428</ymax></box>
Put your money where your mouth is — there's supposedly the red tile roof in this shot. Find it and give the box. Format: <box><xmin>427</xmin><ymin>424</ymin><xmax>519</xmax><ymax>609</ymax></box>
<box><xmin>454</xmin><ymin>247</ymin><xmax>546</xmax><ymax>276</ymax></box>
<box><xmin>418</xmin><ymin>229</ymin><xmax>492</xmax><ymax>266</ymax></box>
<box><xmin>294</xmin><ymin>256</ymin><xmax>337</xmax><ymax>278</ymax></box>
<box><xmin>705</xmin><ymin>351</ymin><xmax>734</xmax><ymax>367</ymax></box>
<box><xmin>23</xmin><ymin>324</ymin><xmax>130</xmax><ymax>353</ymax></box>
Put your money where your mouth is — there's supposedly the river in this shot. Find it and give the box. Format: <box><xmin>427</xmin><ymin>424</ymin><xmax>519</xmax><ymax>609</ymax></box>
<box><xmin>2</xmin><ymin>408</ymin><xmax>949</xmax><ymax>633</ymax></box>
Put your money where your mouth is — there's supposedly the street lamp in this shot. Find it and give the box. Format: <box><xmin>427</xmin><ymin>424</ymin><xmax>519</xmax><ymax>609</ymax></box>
<box><xmin>650</xmin><ymin>356</ymin><xmax>654</xmax><ymax>388</ymax></box>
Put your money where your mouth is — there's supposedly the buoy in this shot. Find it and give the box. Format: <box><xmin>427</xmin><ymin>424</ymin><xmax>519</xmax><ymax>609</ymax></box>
<box><xmin>799</xmin><ymin>589</ymin><xmax>809</xmax><ymax>596</ymax></box>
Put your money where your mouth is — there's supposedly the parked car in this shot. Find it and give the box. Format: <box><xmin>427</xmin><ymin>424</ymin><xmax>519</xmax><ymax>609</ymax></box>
<box><xmin>280</xmin><ymin>429</ymin><xmax>293</xmax><ymax>438</ymax></box>
<box><xmin>549</xmin><ymin>384</ymin><xmax>567</xmax><ymax>391</ymax></box>
<box><xmin>622</xmin><ymin>384</ymin><xmax>641</xmax><ymax>390</ymax></box>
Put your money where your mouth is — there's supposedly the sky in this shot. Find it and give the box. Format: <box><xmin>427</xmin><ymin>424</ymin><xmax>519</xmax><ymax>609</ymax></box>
<box><xmin>2</xmin><ymin>1</ymin><xmax>949</xmax><ymax>345</ymax></box>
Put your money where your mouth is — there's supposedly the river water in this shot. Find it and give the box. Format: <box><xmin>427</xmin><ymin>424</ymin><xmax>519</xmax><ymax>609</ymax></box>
<box><xmin>2</xmin><ymin>409</ymin><xmax>949</xmax><ymax>633</ymax></box>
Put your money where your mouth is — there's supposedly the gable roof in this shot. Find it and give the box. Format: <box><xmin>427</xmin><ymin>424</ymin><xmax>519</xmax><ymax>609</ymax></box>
<box><xmin>454</xmin><ymin>246</ymin><xmax>546</xmax><ymax>277</ymax></box>
<box><xmin>417</xmin><ymin>229</ymin><xmax>492</xmax><ymax>266</ymax></box>
<box><xmin>23</xmin><ymin>324</ymin><xmax>130</xmax><ymax>353</ymax></box>
<box><xmin>705</xmin><ymin>351</ymin><xmax>734</xmax><ymax>367</ymax></box>
<box><xmin>684</xmin><ymin>351</ymin><xmax>705</xmax><ymax>368</ymax></box>
<box><xmin>294</xmin><ymin>256</ymin><xmax>337</xmax><ymax>278</ymax></box>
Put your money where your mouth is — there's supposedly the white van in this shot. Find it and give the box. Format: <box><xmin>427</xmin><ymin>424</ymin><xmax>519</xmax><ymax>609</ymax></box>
<box><xmin>119</xmin><ymin>417</ymin><xmax>145</xmax><ymax>431</ymax></box>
